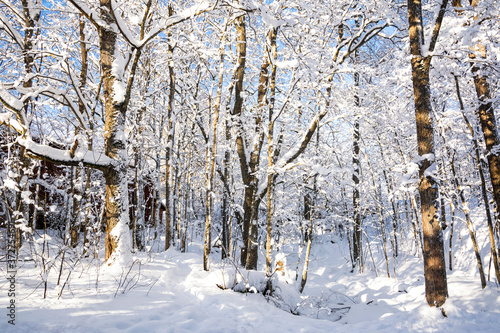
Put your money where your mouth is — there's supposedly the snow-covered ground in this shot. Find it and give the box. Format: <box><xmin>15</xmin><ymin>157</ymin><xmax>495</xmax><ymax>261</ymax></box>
<box><xmin>1</xmin><ymin>233</ymin><xmax>500</xmax><ymax>333</ymax></box>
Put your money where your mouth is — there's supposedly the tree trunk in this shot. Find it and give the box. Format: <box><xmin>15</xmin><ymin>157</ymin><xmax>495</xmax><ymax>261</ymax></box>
<box><xmin>448</xmin><ymin>202</ymin><xmax>455</xmax><ymax>270</ymax></box>
<box><xmin>70</xmin><ymin>165</ymin><xmax>82</xmax><ymax>248</ymax></box>
<box><xmin>300</xmin><ymin>208</ymin><xmax>314</xmax><ymax>293</ymax></box>
<box><xmin>407</xmin><ymin>0</ymin><xmax>448</xmax><ymax>307</ymax></box>
<box><xmin>133</xmin><ymin>137</ymin><xmax>145</xmax><ymax>252</ymax></box>
<box><xmin>455</xmin><ymin>0</ymin><xmax>500</xmax><ymax>241</ymax></box>
<box><xmin>366</xmin><ymin>152</ymin><xmax>390</xmax><ymax>278</ymax></box>
<box><xmin>437</xmin><ymin>88</ymin><xmax>487</xmax><ymax>287</ymax></box>
<box><xmin>99</xmin><ymin>0</ymin><xmax>132</xmax><ymax>263</ymax></box>
<box><xmin>473</xmin><ymin>65</ymin><xmax>500</xmax><ymax>231</ymax></box>
<box><xmin>221</xmin><ymin>123</ymin><xmax>232</xmax><ymax>259</ymax></box>
<box><xmin>78</xmin><ymin>15</ymin><xmax>94</xmax><ymax>257</ymax></box>
<box><xmin>221</xmin><ymin>22</ymin><xmax>232</xmax><ymax>260</ymax></box>
<box><xmin>454</xmin><ymin>75</ymin><xmax>500</xmax><ymax>283</ymax></box>
<box><xmin>70</xmin><ymin>13</ymin><xmax>89</xmax><ymax>249</ymax></box>
<box><xmin>300</xmin><ymin>127</ymin><xmax>320</xmax><ymax>291</ymax></box>
<box><xmin>164</xmin><ymin>5</ymin><xmax>175</xmax><ymax>251</ymax></box>
<box><xmin>449</xmin><ymin>152</ymin><xmax>487</xmax><ymax>288</ymax></box>
<box><xmin>204</xmin><ymin>28</ymin><xmax>225</xmax><ymax>270</ymax></box>
<box><xmin>231</xmin><ymin>13</ymin><xmax>250</xmax><ymax>267</ymax></box>
<box><xmin>10</xmin><ymin>0</ymin><xmax>42</xmax><ymax>254</ymax></box>
<box><xmin>352</xmin><ymin>73</ymin><xmax>362</xmax><ymax>268</ymax></box>
<box><xmin>245</xmin><ymin>27</ymin><xmax>279</xmax><ymax>271</ymax></box>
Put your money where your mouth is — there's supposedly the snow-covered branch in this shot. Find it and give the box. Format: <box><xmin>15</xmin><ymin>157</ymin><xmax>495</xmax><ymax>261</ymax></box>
<box><xmin>256</xmin><ymin>107</ymin><xmax>328</xmax><ymax>200</ymax></box>
<box><xmin>67</xmin><ymin>0</ymin><xmax>105</xmax><ymax>29</ymax></box>
<box><xmin>18</xmin><ymin>137</ymin><xmax>113</xmax><ymax>170</ymax></box>
<box><xmin>276</xmin><ymin>108</ymin><xmax>328</xmax><ymax>169</ymax></box>
<box><xmin>110</xmin><ymin>0</ymin><xmax>140</xmax><ymax>48</ymax></box>
<box><xmin>338</xmin><ymin>21</ymin><xmax>389</xmax><ymax>64</ymax></box>
<box><xmin>0</xmin><ymin>111</ymin><xmax>25</xmax><ymax>135</ymax></box>
<box><xmin>0</xmin><ymin>10</ymin><xmax>24</xmax><ymax>48</ymax></box>
<box><xmin>14</xmin><ymin>85</ymin><xmax>90</xmax><ymax>131</ymax></box>
<box><xmin>426</xmin><ymin>0</ymin><xmax>449</xmax><ymax>54</ymax></box>
<box><xmin>0</xmin><ymin>84</ymin><xmax>25</xmax><ymax>113</ymax></box>
<box><xmin>138</xmin><ymin>1</ymin><xmax>215</xmax><ymax>48</ymax></box>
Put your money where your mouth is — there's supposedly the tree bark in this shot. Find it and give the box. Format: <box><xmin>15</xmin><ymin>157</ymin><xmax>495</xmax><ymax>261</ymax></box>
<box><xmin>454</xmin><ymin>75</ymin><xmax>500</xmax><ymax>283</ymax></box>
<box><xmin>221</xmin><ymin>124</ymin><xmax>232</xmax><ymax>259</ymax></box>
<box><xmin>70</xmin><ymin>16</ymin><xmax>88</xmax><ymax>249</ymax></box>
<box><xmin>449</xmin><ymin>151</ymin><xmax>487</xmax><ymax>288</ymax></box>
<box><xmin>99</xmin><ymin>0</ymin><xmax>132</xmax><ymax>263</ymax></box>
<box><xmin>204</xmin><ymin>24</ymin><xmax>226</xmax><ymax>270</ymax></box>
<box><xmin>473</xmin><ymin>65</ymin><xmax>500</xmax><ymax>233</ymax></box>
<box><xmin>165</xmin><ymin>5</ymin><xmax>175</xmax><ymax>251</ymax></box>
<box><xmin>407</xmin><ymin>0</ymin><xmax>448</xmax><ymax>307</ymax></box>
<box><xmin>231</xmin><ymin>13</ymin><xmax>250</xmax><ymax>267</ymax></box>
<box><xmin>265</xmin><ymin>27</ymin><xmax>278</xmax><ymax>276</ymax></box>
<box><xmin>300</xmin><ymin>201</ymin><xmax>314</xmax><ymax>293</ymax></box>
<box><xmin>352</xmin><ymin>72</ymin><xmax>362</xmax><ymax>268</ymax></box>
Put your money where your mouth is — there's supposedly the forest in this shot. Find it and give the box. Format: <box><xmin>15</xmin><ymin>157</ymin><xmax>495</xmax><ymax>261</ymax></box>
<box><xmin>0</xmin><ymin>0</ymin><xmax>499</xmax><ymax>331</ymax></box>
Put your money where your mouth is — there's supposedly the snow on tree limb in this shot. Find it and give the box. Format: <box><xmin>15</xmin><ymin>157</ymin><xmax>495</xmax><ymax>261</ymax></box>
<box><xmin>138</xmin><ymin>1</ymin><xmax>215</xmax><ymax>48</ymax></box>
<box><xmin>0</xmin><ymin>10</ymin><xmax>24</xmax><ymax>48</ymax></box>
<box><xmin>0</xmin><ymin>84</ymin><xmax>25</xmax><ymax>113</ymax></box>
<box><xmin>8</xmin><ymin>83</ymin><xmax>91</xmax><ymax>131</ymax></box>
<box><xmin>0</xmin><ymin>111</ymin><xmax>25</xmax><ymax>134</ymax></box>
<box><xmin>2</xmin><ymin>82</ymin><xmax>87</xmax><ymax>124</ymax></box>
<box><xmin>276</xmin><ymin>108</ymin><xmax>328</xmax><ymax>168</ymax></box>
<box><xmin>70</xmin><ymin>1</ymin><xmax>216</xmax><ymax>49</ymax></box>
<box><xmin>256</xmin><ymin>107</ymin><xmax>328</xmax><ymax>199</ymax></box>
<box><xmin>17</xmin><ymin>137</ymin><xmax>113</xmax><ymax>170</ymax></box>
<box><xmin>67</xmin><ymin>0</ymin><xmax>106</xmax><ymax>28</ymax></box>
<box><xmin>335</xmin><ymin>20</ymin><xmax>389</xmax><ymax>64</ymax></box>
<box><xmin>110</xmin><ymin>0</ymin><xmax>140</xmax><ymax>48</ymax></box>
